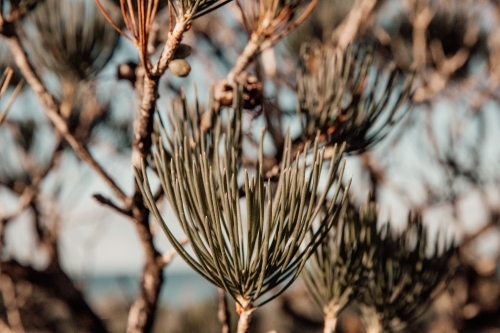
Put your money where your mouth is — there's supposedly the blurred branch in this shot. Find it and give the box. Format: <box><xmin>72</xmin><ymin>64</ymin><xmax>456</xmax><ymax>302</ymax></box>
<box><xmin>405</xmin><ymin>0</ymin><xmax>436</xmax><ymax>71</ymax></box>
<box><xmin>0</xmin><ymin>275</ymin><xmax>25</xmax><ymax>333</ymax></box>
<box><xmin>280</xmin><ymin>292</ymin><xmax>323</xmax><ymax>328</ymax></box>
<box><xmin>0</xmin><ymin>320</ymin><xmax>15</xmax><ymax>333</ymax></box>
<box><xmin>93</xmin><ymin>194</ymin><xmax>132</xmax><ymax>216</ymax></box>
<box><xmin>218</xmin><ymin>288</ymin><xmax>231</xmax><ymax>333</ymax></box>
<box><xmin>2</xmin><ymin>32</ymin><xmax>128</xmax><ymax>203</ymax></box>
<box><xmin>0</xmin><ymin>68</ymin><xmax>24</xmax><ymax>125</ymax></box>
<box><xmin>331</xmin><ymin>0</ymin><xmax>378</xmax><ymax>49</ymax></box>
<box><xmin>0</xmin><ymin>137</ymin><xmax>63</xmax><ymax>226</ymax></box>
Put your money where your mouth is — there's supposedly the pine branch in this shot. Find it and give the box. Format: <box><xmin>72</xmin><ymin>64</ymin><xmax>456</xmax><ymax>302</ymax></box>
<box><xmin>303</xmin><ymin>200</ymin><xmax>379</xmax><ymax>333</ymax></box>
<box><xmin>136</xmin><ymin>89</ymin><xmax>351</xmax><ymax>333</ymax></box>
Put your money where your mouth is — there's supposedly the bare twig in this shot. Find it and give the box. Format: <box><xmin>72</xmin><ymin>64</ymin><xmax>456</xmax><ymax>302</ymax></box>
<box><xmin>227</xmin><ymin>32</ymin><xmax>261</xmax><ymax>81</ymax></box>
<box><xmin>1</xmin><ymin>135</ymin><xmax>62</xmax><ymax>221</ymax></box>
<box><xmin>153</xmin><ymin>21</ymin><xmax>189</xmax><ymax>76</ymax></box>
<box><xmin>93</xmin><ymin>194</ymin><xmax>132</xmax><ymax>216</ymax></box>
<box><xmin>228</xmin><ymin>0</ymin><xmax>319</xmax><ymax>81</ymax></box>
<box><xmin>331</xmin><ymin>0</ymin><xmax>378</xmax><ymax>49</ymax></box>
<box><xmin>4</xmin><ymin>34</ymin><xmax>128</xmax><ymax>203</ymax></box>
<box><xmin>0</xmin><ymin>68</ymin><xmax>24</xmax><ymax>125</ymax></box>
<box><xmin>0</xmin><ymin>275</ymin><xmax>25</xmax><ymax>333</ymax></box>
<box><xmin>218</xmin><ymin>288</ymin><xmax>231</xmax><ymax>333</ymax></box>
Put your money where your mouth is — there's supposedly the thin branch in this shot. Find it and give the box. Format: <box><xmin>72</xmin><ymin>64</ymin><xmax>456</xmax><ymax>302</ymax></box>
<box><xmin>228</xmin><ymin>0</ymin><xmax>319</xmax><ymax>82</ymax></box>
<box><xmin>331</xmin><ymin>0</ymin><xmax>377</xmax><ymax>49</ymax></box>
<box><xmin>4</xmin><ymin>33</ymin><xmax>128</xmax><ymax>203</ymax></box>
<box><xmin>227</xmin><ymin>32</ymin><xmax>261</xmax><ymax>81</ymax></box>
<box><xmin>93</xmin><ymin>194</ymin><xmax>132</xmax><ymax>216</ymax></box>
<box><xmin>218</xmin><ymin>288</ymin><xmax>231</xmax><ymax>333</ymax></box>
<box><xmin>0</xmin><ymin>275</ymin><xmax>25</xmax><ymax>333</ymax></box>
<box><xmin>153</xmin><ymin>21</ymin><xmax>189</xmax><ymax>76</ymax></box>
<box><xmin>0</xmin><ymin>137</ymin><xmax>63</xmax><ymax>225</ymax></box>
<box><xmin>265</xmin><ymin>0</ymin><xmax>319</xmax><ymax>48</ymax></box>
<box><xmin>0</xmin><ymin>67</ymin><xmax>24</xmax><ymax>125</ymax></box>
<box><xmin>0</xmin><ymin>78</ymin><xmax>24</xmax><ymax>125</ymax></box>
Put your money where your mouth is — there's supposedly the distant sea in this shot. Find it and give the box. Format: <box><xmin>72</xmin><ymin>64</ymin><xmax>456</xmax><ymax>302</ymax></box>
<box><xmin>81</xmin><ymin>271</ymin><xmax>217</xmax><ymax>309</ymax></box>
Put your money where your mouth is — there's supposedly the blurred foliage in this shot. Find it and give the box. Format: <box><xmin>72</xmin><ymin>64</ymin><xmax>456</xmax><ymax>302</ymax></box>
<box><xmin>297</xmin><ymin>42</ymin><xmax>413</xmax><ymax>153</ymax></box>
<box><xmin>20</xmin><ymin>0</ymin><xmax>120</xmax><ymax>84</ymax></box>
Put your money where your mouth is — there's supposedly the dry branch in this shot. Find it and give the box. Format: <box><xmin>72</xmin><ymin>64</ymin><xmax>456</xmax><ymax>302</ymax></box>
<box><xmin>4</xmin><ymin>33</ymin><xmax>128</xmax><ymax>203</ymax></box>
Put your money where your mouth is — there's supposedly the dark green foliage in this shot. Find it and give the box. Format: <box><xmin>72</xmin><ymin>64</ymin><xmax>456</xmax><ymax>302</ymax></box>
<box><xmin>297</xmin><ymin>43</ymin><xmax>413</xmax><ymax>153</ymax></box>
<box><xmin>362</xmin><ymin>215</ymin><xmax>457</xmax><ymax>332</ymax></box>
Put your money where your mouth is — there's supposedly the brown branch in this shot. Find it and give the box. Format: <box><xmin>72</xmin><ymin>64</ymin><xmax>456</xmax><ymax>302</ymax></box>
<box><xmin>126</xmin><ymin>20</ymin><xmax>190</xmax><ymax>333</ymax></box>
<box><xmin>0</xmin><ymin>68</ymin><xmax>24</xmax><ymax>125</ymax></box>
<box><xmin>124</xmin><ymin>212</ymin><xmax>164</xmax><ymax>333</ymax></box>
<box><xmin>227</xmin><ymin>32</ymin><xmax>261</xmax><ymax>82</ymax></box>
<box><xmin>236</xmin><ymin>309</ymin><xmax>253</xmax><ymax>333</ymax></box>
<box><xmin>331</xmin><ymin>0</ymin><xmax>377</xmax><ymax>49</ymax></box>
<box><xmin>218</xmin><ymin>288</ymin><xmax>231</xmax><ymax>333</ymax></box>
<box><xmin>265</xmin><ymin>0</ymin><xmax>319</xmax><ymax>48</ymax></box>
<box><xmin>0</xmin><ymin>275</ymin><xmax>25</xmax><ymax>333</ymax></box>
<box><xmin>153</xmin><ymin>21</ymin><xmax>189</xmax><ymax>76</ymax></box>
<box><xmin>93</xmin><ymin>194</ymin><xmax>132</xmax><ymax>216</ymax></box>
<box><xmin>0</xmin><ymin>137</ymin><xmax>63</xmax><ymax>225</ymax></box>
<box><xmin>4</xmin><ymin>33</ymin><xmax>128</xmax><ymax>204</ymax></box>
